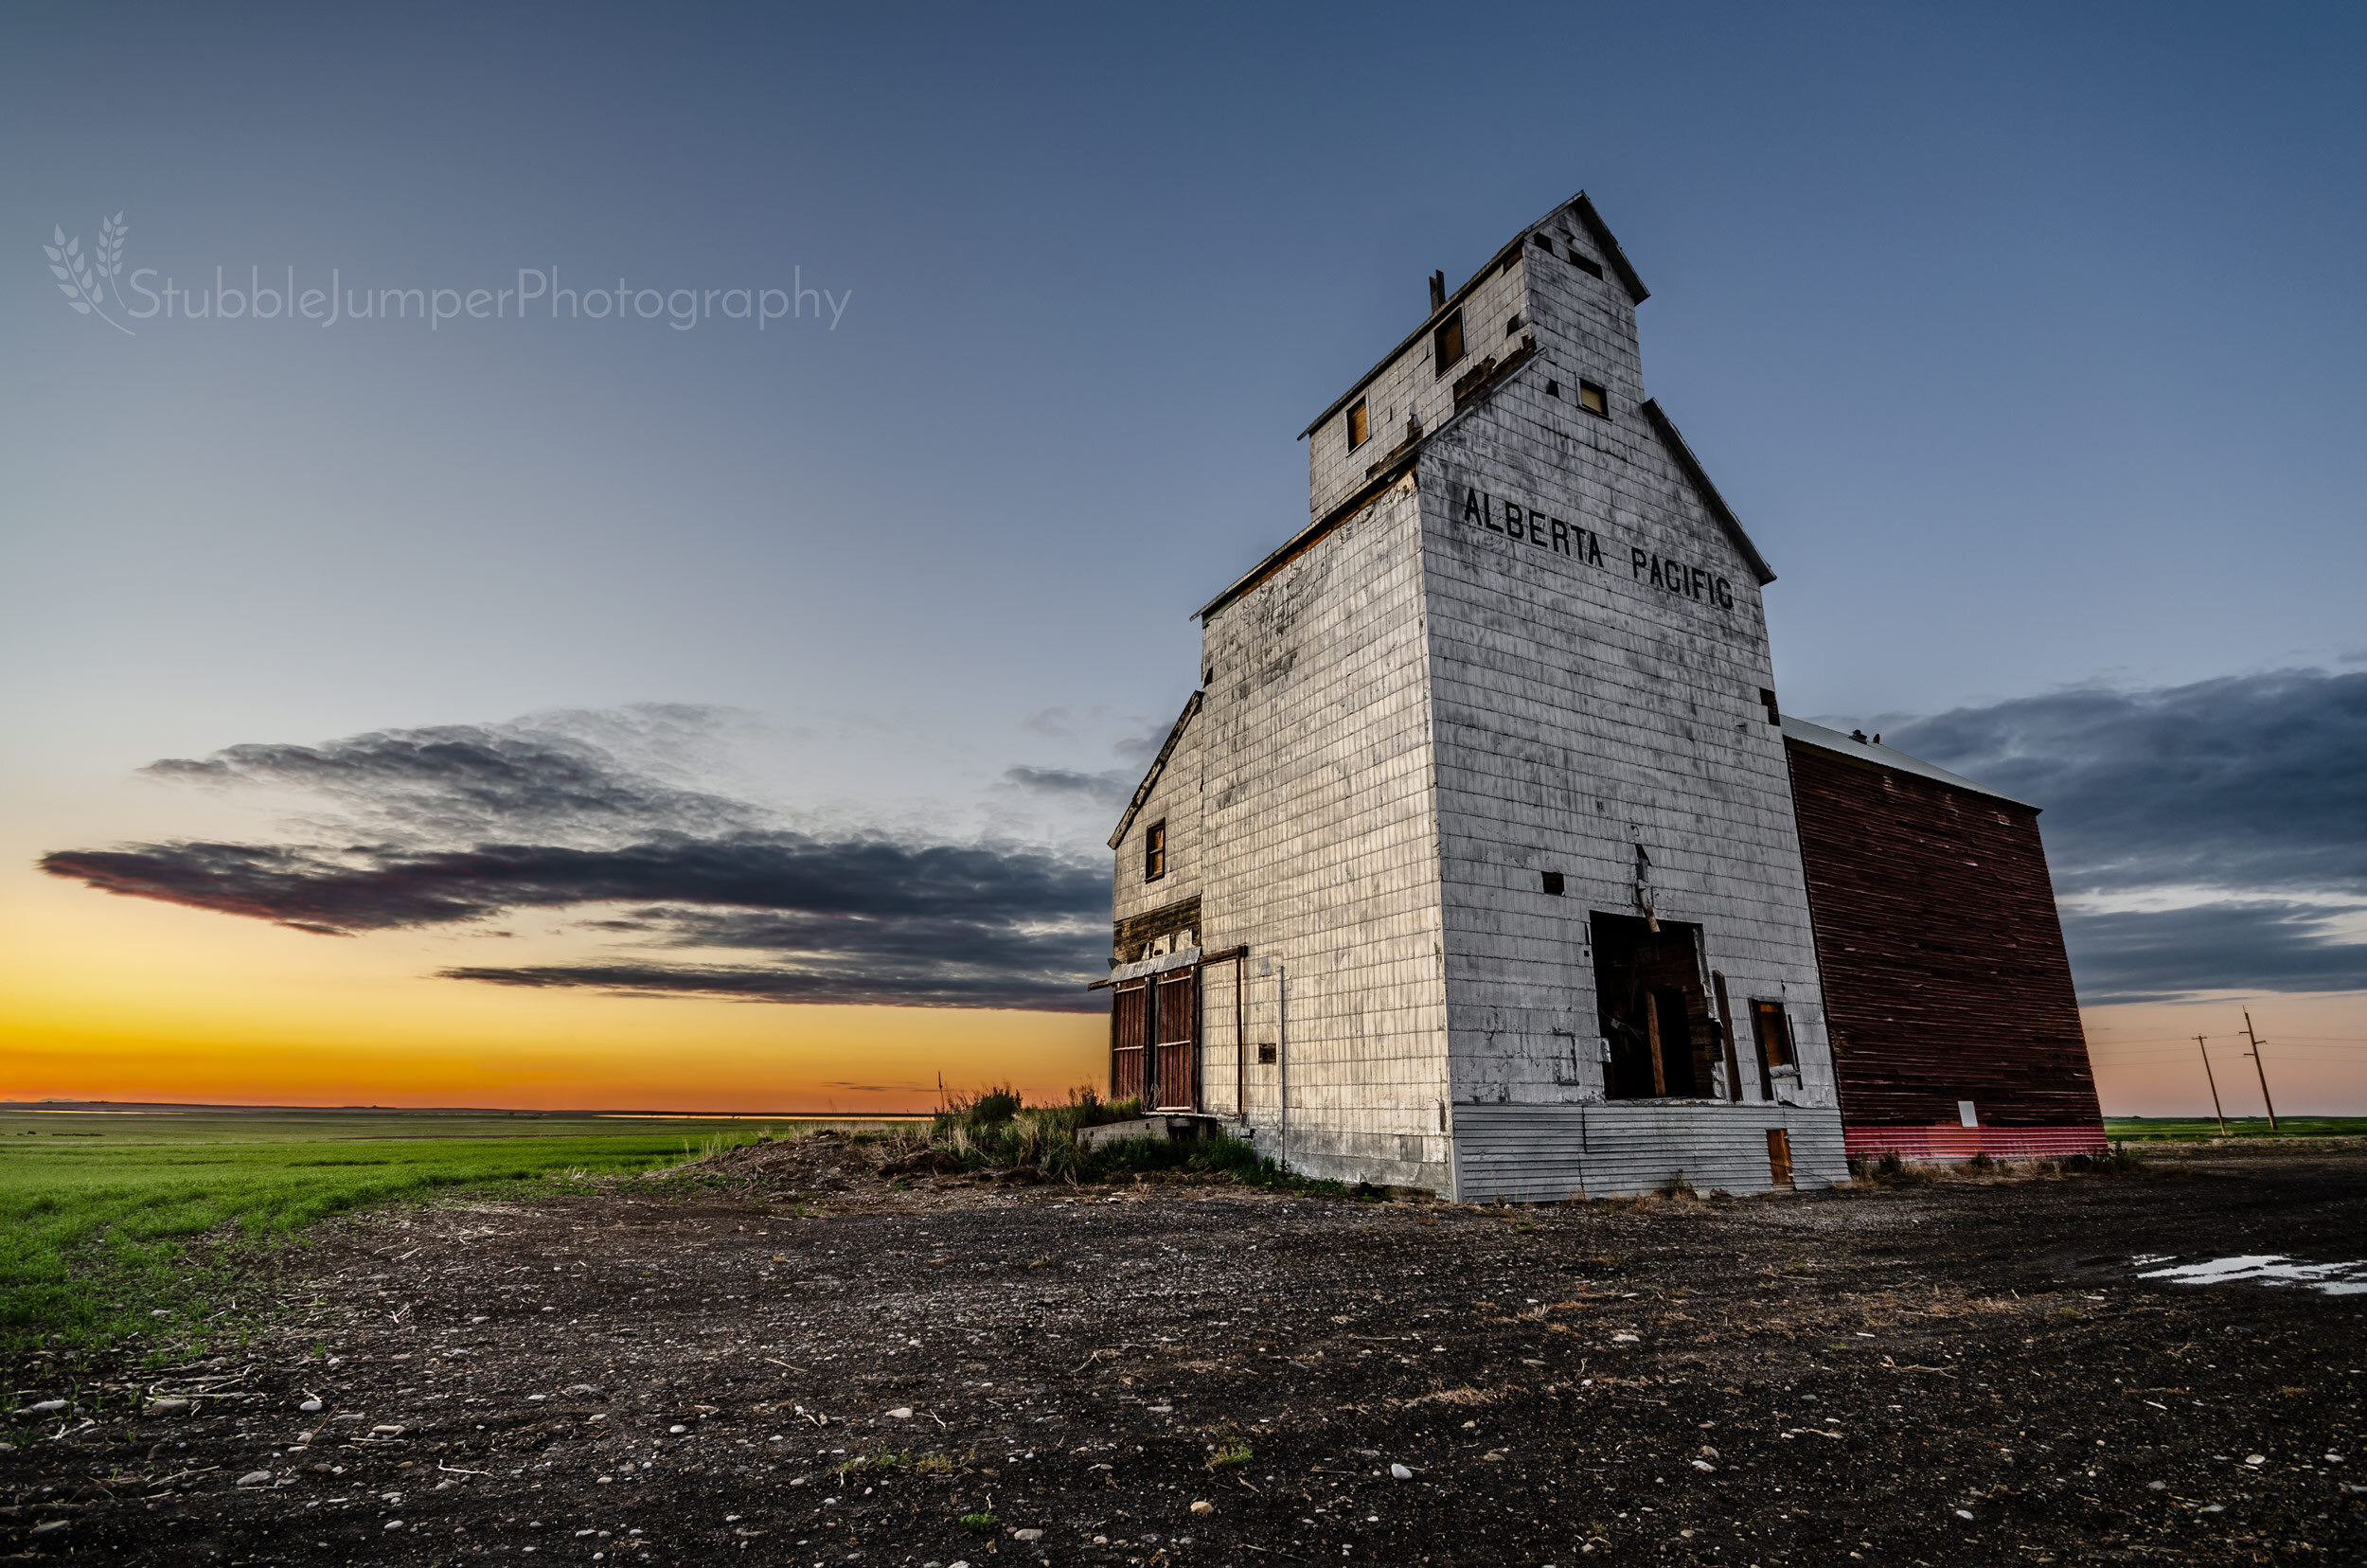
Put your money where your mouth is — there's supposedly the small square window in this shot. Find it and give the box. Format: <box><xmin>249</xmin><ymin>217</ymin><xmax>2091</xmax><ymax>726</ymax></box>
<box><xmin>1504</xmin><ymin>312</ymin><xmax>1523</xmax><ymax>336</ymax></box>
<box><xmin>1539</xmin><ymin>870</ymin><xmax>1564</xmax><ymax>897</ymax></box>
<box><xmin>1577</xmin><ymin>380</ymin><xmax>1609</xmax><ymax>418</ymax></box>
<box><xmin>1433</xmin><ymin>311</ymin><xmax>1465</xmax><ymax>377</ymax></box>
<box><xmin>1144</xmin><ymin>820</ymin><xmax>1166</xmax><ymax>882</ymax></box>
<box><xmin>1257</xmin><ymin>1042</ymin><xmax>1278</xmax><ymax>1065</ymax></box>
<box><xmin>1346</xmin><ymin>399</ymin><xmax>1369</xmax><ymax>451</ymax></box>
<box><xmin>1532</xmin><ymin>233</ymin><xmax>1553</xmax><ymax>251</ymax></box>
<box><xmin>1569</xmin><ymin>249</ymin><xmax>1604</xmax><ymax>279</ymax></box>
<box><xmin>1545</xmin><ymin>380</ymin><xmax>1560</xmax><ymax>398</ymax></box>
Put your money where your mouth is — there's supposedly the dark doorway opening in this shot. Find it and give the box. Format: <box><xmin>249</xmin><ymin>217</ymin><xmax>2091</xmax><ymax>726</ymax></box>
<box><xmin>1592</xmin><ymin>913</ymin><xmax>1715</xmax><ymax>1101</ymax></box>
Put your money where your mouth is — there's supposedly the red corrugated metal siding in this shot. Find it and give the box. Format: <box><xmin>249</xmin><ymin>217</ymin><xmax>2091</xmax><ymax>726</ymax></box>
<box><xmin>1785</xmin><ymin>740</ymin><xmax>2105</xmax><ymax>1132</ymax></box>
<box><xmin>1843</xmin><ymin>1125</ymin><xmax>2108</xmax><ymax>1162</ymax></box>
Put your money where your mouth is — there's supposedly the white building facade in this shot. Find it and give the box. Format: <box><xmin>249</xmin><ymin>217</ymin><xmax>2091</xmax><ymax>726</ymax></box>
<box><xmin>1101</xmin><ymin>192</ymin><xmax>1846</xmax><ymax>1200</ymax></box>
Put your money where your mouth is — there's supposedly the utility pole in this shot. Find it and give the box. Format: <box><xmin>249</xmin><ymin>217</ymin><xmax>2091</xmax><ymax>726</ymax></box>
<box><xmin>2238</xmin><ymin>1009</ymin><xmax>2279</xmax><ymax>1133</ymax></box>
<box><xmin>2194</xmin><ymin>1035</ymin><xmax>2227</xmax><ymax>1136</ymax></box>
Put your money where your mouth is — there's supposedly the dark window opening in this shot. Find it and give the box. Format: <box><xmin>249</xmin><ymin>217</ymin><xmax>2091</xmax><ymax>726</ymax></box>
<box><xmin>1504</xmin><ymin>312</ymin><xmax>1523</xmax><ymax>336</ymax></box>
<box><xmin>1433</xmin><ymin>311</ymin><xmax>1465</xmax><ymax>377</ymax></box>
<box><xmin>1346</xmin><ymin>398</ymin><xmax>1369</xmax><ymax>451</ymax></box>
<box><xmin>1144</xmin><ymin>820</ymin><xmax>1167</xmax><ymax>882</ymax></box>
<box><xmin>1569</xmin><ymin>249</ymin><xmax>1605</xmax><ymax>279</ymax></box>
<box><xmin>1577</xmin><ymin>380</ymin><xmax>1610</xmax><ymax>418</ymax></box>
<box><xmin>1758</xmin><ymin>687</ymin><xmax>1781</xmax><ymax>725</ymax></box>
<box><xmin>1532</xmin><ymin>233</ymin><xmax>1553</xmax><ymax>251</ymax></box>
<box><xmin>1545</xmin><ymin>380</ymin><xmax>1560</xmax><ymax>398</ymax></box>
<box><xmin>1591</xmin><ymin>912</ymin><xmax>1712</xmax><ymax>1101</ymax></box>
<box><xmin>1540</xmin><ymin>870</ymin><xmax>1564</xmax><ymax>897</ymax></box>
<box><xmin>1256</xmin><ymin>1042</ymin><xmax>1277</xmax><ymax>1065</ymax></box>
<box><xmin>1751</xmin><ymin>1000</ymin><xmax>1794</xmax><ymax>1072</ymax></box>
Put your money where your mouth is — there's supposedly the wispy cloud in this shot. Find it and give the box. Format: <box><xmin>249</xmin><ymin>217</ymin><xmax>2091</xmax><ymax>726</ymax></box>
<box><xmin>42</xmin><ymin>712</ymin><xmax>1112</xmax><ymax>1011</ymax></box>
<box><xmin>1003</xmin><ymin>765</ymin><xmax>1132</xmax><ymax>808</ymax></box>
<box><xmin>1891</xmin><ymin>668</ymin><xmax>2367</xmax><ymax>1003</ymax></box>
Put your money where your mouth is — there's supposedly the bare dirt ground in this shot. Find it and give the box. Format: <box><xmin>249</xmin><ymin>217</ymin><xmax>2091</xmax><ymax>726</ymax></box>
<box><xmin>6</xmin><ymin>1137</ymin><xmax>2362</xmax><ymax>1566</ymax></box>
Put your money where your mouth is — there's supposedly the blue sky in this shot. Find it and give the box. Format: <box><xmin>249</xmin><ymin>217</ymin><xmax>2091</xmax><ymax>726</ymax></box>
<box><xmin>6</xmin><ymin>3</ymin><xmax>2363</xmax><ymax>1109</ymax></box>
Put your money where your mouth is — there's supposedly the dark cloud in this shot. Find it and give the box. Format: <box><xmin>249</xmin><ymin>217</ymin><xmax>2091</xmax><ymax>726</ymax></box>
<box><xmin>43</xmin><ymin>712</ymin><xmax>1113</xmax><ymax>1012</ymax></box>
<box><xmin>1889</xmin><ymin>669</ymin><xmax>2367</xmax><ymax>1000</ymax></box>
<box><xmin>2059</xmin><ymin>901</ymin><xmax>2367</xmax><ymax>1005</ymax></box>
<box><xmin>439</xmin><ymin>957</ymin><xmax>1100</xmax><ymax>1012</ymax></box>
<box><xmin>1003</xmin><ymin>765</ymin><xmax>1132</xmax><ymax>808</ymax></box>
<box><xmin>140</xmin><ymin>708</ymin><xmax>759</xmax><ymax>844</ymax></box>
<box><xmin>42</xmin><ymin>833</ymin><xmax>1109</xmax><ymax>1010</ymax></box>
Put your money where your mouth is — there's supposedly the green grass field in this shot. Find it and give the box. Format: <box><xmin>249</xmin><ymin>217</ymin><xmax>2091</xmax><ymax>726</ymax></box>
<box><xmin>2104</xmin><ymin>1115</ymin><xmax>2367</xmax><ymax>1141</ymax></box>
<box><xmin>0</xmin><ymin>1106</ymin><xmax>911</xmax><ymax>1355</ymax></box>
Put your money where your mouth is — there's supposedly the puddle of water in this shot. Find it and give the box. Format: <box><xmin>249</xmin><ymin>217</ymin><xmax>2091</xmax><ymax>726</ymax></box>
<box><xmin>2134</xmin><ymin>1253</ymin><xmax>2367</xmax><ymax>1295</ymax></box>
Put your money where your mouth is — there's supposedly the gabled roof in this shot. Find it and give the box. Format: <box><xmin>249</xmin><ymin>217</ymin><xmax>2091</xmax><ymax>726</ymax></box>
<box><xmin>1567</xmin><ymin>191</ymin><xmax>1649</xmax><ymax>306</ymax></box>
<box><xmin>1107</xmin><ymin>690</ymin><xmax>1201</xmax><ymax>849</ymax></box>
<box><xmin>1782</xmin><ymin>716</ymin><xmax>2039</xmax><ymax>811</ymax></box>
<box><xmin>1640</xmin><ymin>399</ymin><xmax>1776</xmax><ymax>586</ymax></box>
<box><xmin>1194</xmin><ymin>454</ymin><xmax>1419</xmax><ymax>624</ymax></box>
<box><xmin>1298</xmin><ymin>187</ymin><xmax>1649</xmax><ymax>442</ymax></box>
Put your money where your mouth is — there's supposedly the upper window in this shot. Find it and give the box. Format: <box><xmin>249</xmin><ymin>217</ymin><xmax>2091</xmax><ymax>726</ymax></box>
<box><xmin>1568</xmin><ymin>248</ymin><xmax>1605</xmax><ymax>279</ymax></box>
<box><xmin>1433</xmin><ymin>311</ymin><xmax>1465</xmax><ymax>377</ymax></box>
<box><xmin>1346</xmin><ymin>398</ymin><xmax>1369</xmax><ymax>451</ymax></box>
<box><xmin>1577</xmin><ymin>380</ymin><xmax>1610</xmax><ymax>418</ymax></box>
<box><xmin>1751</xmin><ymin>1001</ymin><xmax>1794</xmax><ymax>1070</ymax></box>
<box><xmin>1144</xmin><ymin>820</ymin><xmax>1167</xmax><ymax>882</ymax></box>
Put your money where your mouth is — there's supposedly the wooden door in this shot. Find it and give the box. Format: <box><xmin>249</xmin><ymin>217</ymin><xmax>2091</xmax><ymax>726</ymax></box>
<box><xmin>1111</xmin><ymin>981</ymin><xmax>1148</xmax><ymax>1105</ymax></box>
<box><xmin>1765</xmin><ymin>1128</ymin><xmax>1794</xmax><ymax>1188</ymax></box>
<box><xmin>1151</xmin><ymin>969</ymin><xmax>1199</xmax><ymax>1112</ymax></box>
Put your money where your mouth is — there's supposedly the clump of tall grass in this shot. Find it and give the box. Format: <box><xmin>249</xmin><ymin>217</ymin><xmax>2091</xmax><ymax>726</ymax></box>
<box><xmin>919</xmin><ymin>1083</ymin><xmax>1304</xmax><ymax>1188</ymax></box>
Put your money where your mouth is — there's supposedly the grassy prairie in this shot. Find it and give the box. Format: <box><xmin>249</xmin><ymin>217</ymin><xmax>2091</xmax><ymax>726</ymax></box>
<box><xmin>2104</xmin><ymin>1114</ymin><xmax>2367</xmax><ymax>1141</ymax></box>
<box><xmin>0</xmin><ymin>1107</ymin><xmax>910</xmax><ymax>1353</ymax></box>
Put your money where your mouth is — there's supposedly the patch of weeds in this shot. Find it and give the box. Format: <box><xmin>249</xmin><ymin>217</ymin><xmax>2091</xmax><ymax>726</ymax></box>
<box><xmin>2064</xmin><ymin>1143</ymin><xmax>2149</xmax><ymax>1177</ymax></box>
<box><xmin>1206</xmin><ymin>1440</ymin><xmax>1254</xmax><ymax>1471</ymax></box>
<box><xmin>959</xmin><ymin>1511</ymin><xmax>999</xmax><ymax>1534</ymax></box>
<box><xmin>912</xmin><ymin>1451</ymin><xmax>961</xmax><ymax>1474</ymax></box>
<box><xmin>837</xmin><ymin>1451</ymin><xmax>907</xmax><ymax>1478</ymax></box>
<box><xmin>1848</xmin><ymin>1150</ymin><xmax>1937</xmax><ymax>1185</ymax></box>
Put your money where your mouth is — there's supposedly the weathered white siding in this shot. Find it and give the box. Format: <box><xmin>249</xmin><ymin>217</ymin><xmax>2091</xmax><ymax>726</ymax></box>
<box><xmin>1306</xmin><ymin>258</ymin><xmax>1533</xmax><ymax>523</ymax></box>
<box><xmin>1112</xmin><ymin>704</ymin><xmax>1202</xmax><ymax>950</ymax></box>
<box><xmin>1416</xmin><ymin>205</ymin><xmax>1846</xmax><ymax>1191</ymax></box>
<box><xmin>1195</xmin><ymin>479</ymin><xmax>1454</xmax><ymax>1190</ymax></box>
<box><xmin>1102</xmin><ymin>190</ymin><xmax>1849</xmax><ymax>1198</ymax></box>
<box><xmin>1453</xmin><ymin>1101</ymin><xmax>1844</xmax><ymax>1202</ymax></box>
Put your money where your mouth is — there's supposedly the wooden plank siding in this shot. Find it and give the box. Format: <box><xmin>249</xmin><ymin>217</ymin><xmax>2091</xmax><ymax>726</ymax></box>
<box><xmin>1784</xmin><ymin>739</ymin><xmax>2105</xmax><ymax>1139</ymax></box>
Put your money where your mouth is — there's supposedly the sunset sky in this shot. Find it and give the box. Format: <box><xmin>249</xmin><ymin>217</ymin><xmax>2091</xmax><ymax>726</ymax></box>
<box><xmin>5</xmin><ymin>4</ymin><xmax>2363</xmax><ymax>1114</ymax></box>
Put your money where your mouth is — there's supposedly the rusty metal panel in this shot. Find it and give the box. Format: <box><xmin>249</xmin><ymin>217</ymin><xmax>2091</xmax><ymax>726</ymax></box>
<box><xmin>1111</xmin><ymin>981</ymin><xmax>1148</xmax><ymax>1105</ymax></box>
<box><xmin>1152</xmin><ymin>969</ymin><xmax>1199</xmax><ymax>1112</ymax></box>
<box><xmin>1785</xmin><ymin>739</ymin><xmax>2104</xmax><ymax>1134</ymax></box>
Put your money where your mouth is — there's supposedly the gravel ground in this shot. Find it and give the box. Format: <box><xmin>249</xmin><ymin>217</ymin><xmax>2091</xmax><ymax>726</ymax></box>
<box><xmin>5</xmin><ymin>1135</ymin><xmax>2361</xmax><ymax>1565</ymax></box>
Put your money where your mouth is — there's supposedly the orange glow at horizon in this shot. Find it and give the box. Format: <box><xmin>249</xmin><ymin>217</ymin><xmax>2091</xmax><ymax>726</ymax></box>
<box><xmin>0</xmin><ymin>874</ymin><xmax>1105</xmax><ymax>1114</ymax></box>
<box><xmin>5</xmin><ymin>872</ymin><xmax>2361</xmax><ymax>1116</ymax></box>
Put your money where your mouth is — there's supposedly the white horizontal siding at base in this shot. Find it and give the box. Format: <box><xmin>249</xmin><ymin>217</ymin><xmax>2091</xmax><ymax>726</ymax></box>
<box><xmin>1245</xmin><ymin>1121</ymin><xmax>1453</xmax><ymax>1195</ymax></box>
<box><xmin>1450</xmin><ymin>1102</ymin><xmax>1846</xmax><ymax>1202</ymax></box>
